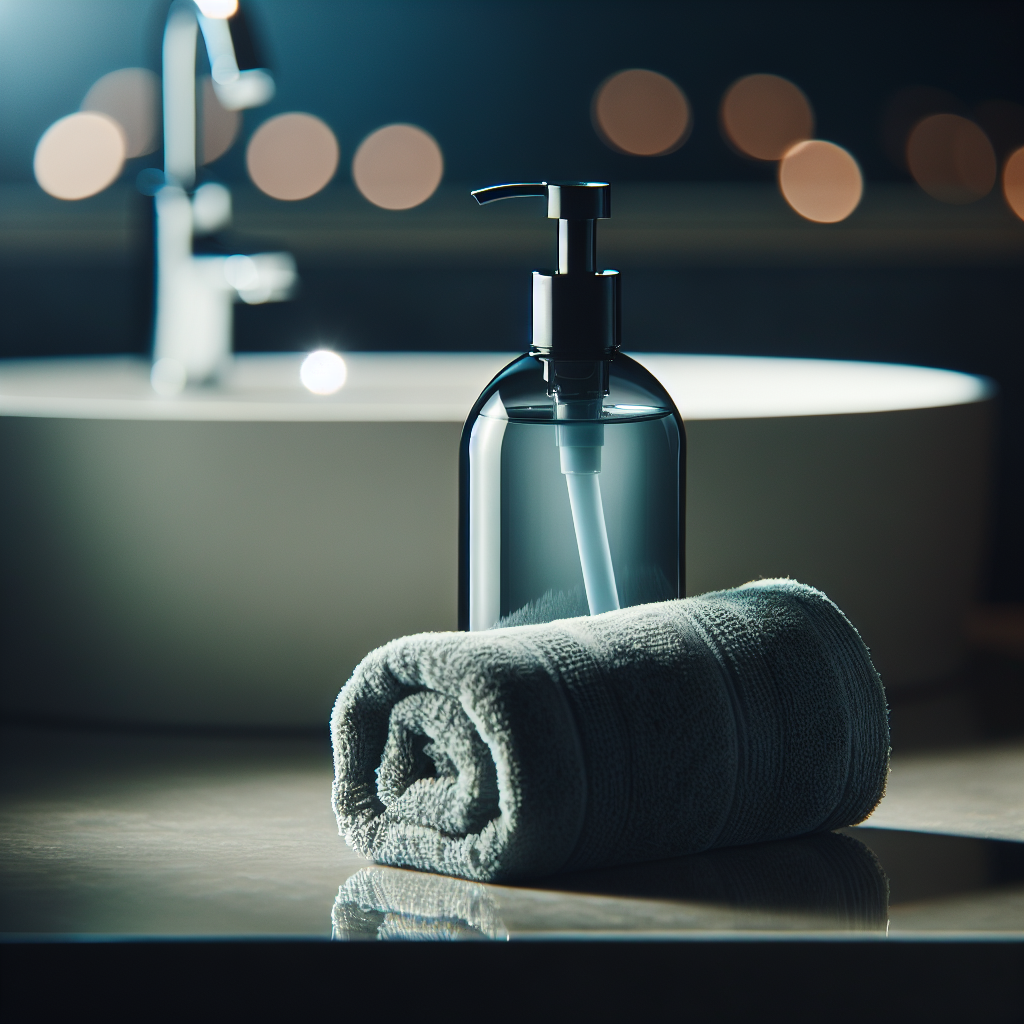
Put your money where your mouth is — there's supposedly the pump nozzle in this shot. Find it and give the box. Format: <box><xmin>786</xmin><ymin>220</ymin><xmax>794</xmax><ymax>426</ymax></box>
<box><xmin>471</xmin><ymin>183</ymin><xmax>548</xmax><ymax>204</ymax></box>
<box><xmin>472</xmin><ymin>181</ymin><xmax>619</xmax><ymax>365</ymax></box>
<box><xmin>472</xmin><ymin>181</ymin><xmax>611</xmax><ymax>274</ymax></box>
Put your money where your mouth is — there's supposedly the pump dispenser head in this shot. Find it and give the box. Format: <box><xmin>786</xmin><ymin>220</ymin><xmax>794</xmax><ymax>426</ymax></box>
<box><xmin>473</xmin><ymin>182</ymin><xmax>623</xmax><ymax>615</ymax></box>
<box><xmin>472</xmin><ymin>182</ymin><xmax>620</xmax><ymax>366</ymax></box>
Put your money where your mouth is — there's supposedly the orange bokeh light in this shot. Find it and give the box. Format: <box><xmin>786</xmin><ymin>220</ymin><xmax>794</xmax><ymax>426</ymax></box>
<box><xmin>1003</xmin><ymin>147</ymin><xmax>1024</xmax><ymax>221</ymax></box>
<box><xmin>246</xmin><ymin>113</ymin><xmax>339</xmax><ymax>201</ymax></box>
<box><xmin>720</xmin><ymin>74</ymin><xmax>814</xmax><ymax>161</ymax></box>
<box><xmin>592</xmin><ymin>69</ymin><xmax>691</xmax><ymax>157</ymax></box>
<box><xmin>352</xmin><ymin>124</ymin><xmax>444</xmax><ymax>210</ymax></box>
<box><xmin>906</xmin><ymin>114</ymin><xmax>996</xmax><ymax>204</ymax></box>
<box><xmin>778</xmin><ymin>140</ymin><xmax>863</xmax><ymax>223</ymax></box>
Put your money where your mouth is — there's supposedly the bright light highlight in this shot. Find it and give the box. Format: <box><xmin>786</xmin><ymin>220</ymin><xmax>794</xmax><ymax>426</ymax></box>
<box><xmin>778</xmin><ymin>140</ymin><xmax>863</xmax><ymax>223</ymax></box>
<box><xmin>300</xmin><ymin>350</ymin><xmax>347</xmax><ymax>396</ymax></box>
<box><xmin>34</xmin><ymin>112</ymin><xmax>126</xmax><ymax>200</ymax></box>
<box><xmin>195</xmin><ymin>0</ymin><xmax>238</xmax><ymax>18</ymax></box>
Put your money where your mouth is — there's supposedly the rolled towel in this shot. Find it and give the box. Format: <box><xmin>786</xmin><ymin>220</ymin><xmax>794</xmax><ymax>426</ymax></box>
<box><xmin>331</xmin><ymin>579</ymin><xmax>889</xmax><ymax>883</ymax></box>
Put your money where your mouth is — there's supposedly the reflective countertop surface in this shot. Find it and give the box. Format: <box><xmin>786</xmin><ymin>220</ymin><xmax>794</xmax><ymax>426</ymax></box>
<box><xmin>1</xmin><ymin>723</ymin><xmax>1020</xmax><ymax>941</ymax></box>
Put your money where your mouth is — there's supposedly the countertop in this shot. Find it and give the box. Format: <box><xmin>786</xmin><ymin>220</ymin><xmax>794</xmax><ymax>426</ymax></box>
<box><xmin>2</xmin><ymin>723</ymin><xmax>1021</xmax><ymax>941</ymax></box>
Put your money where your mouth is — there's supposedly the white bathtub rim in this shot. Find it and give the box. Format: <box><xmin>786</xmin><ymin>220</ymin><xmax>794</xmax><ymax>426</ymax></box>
<box><xmin>0</xmin><ymin>352</ymin><xmax>995</xmax><ymax>423</ymax></box>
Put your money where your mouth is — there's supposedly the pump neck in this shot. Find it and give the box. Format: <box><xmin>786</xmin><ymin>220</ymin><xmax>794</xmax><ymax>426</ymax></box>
<box><xmin>559</xmin><ymin>219</ymin><xmax>595</xmax><ymax>274</ymax></box>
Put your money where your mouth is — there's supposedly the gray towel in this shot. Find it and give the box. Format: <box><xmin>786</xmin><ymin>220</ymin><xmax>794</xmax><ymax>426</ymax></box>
<box><xmin>331</xmin><ymin>579</ymin><xmax>889</xmax><ymax>883</ymax></box>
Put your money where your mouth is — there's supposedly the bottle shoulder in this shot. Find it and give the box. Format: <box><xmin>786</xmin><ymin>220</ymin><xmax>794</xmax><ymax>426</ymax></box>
<box><xmin>467</xmin><ymin>353</ymin><xmax>679</xmax><ymax>425</ymax></box>
<box><xmin>608</xmin><ymin>353</ymin><xmax>680</xmax><ymax>412</ymax></box>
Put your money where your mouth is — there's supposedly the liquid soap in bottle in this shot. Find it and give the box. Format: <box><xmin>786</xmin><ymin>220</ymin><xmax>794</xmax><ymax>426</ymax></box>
<box><xmin>459</xmin><ymin>182</ymin><xmax>685</xmax><ymax>630</ymax></box>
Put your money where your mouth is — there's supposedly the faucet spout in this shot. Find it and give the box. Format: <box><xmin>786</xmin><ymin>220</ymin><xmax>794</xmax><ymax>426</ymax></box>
<box><xmin>162</xmin><ymin>3</ymin><xmax>200</xmax><ymax>190</ymax></box>
<box><xmin>152</xmin><ymin>1</ymin><xmax>295</xmax><ymax>393</ymax></box>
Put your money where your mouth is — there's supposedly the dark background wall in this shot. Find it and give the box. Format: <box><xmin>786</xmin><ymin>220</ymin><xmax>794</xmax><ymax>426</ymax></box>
<box><xmin>0</xmin><ymin>0</ymin><xmax>1021</xmax><ymax>597</ymax></box>
<box><xmin>4</xmin><ymin>1</ymin><xmax>1023</xmax><ymax>184</ymax></box>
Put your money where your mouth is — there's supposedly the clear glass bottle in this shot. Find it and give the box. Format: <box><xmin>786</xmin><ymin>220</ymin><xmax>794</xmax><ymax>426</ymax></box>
<box><xmin>458</xmin><ymin>182</ymin><xmax>685</xmax><ymax>631</ymax></box>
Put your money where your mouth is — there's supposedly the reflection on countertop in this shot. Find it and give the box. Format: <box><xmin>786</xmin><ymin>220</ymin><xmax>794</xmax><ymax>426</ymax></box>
<box><xmin>1</xmin><ymin>710</ymin><xmax>1021</xmax><ymax>941</ymax></box>
<box><xmin>333</xmin><ymin>831</ymin><xmax>891</xmax><ymax>940</ymax></box>
<box><xmin>332</xmin><ymin>829</ymin><xmax>1023</xmax><ymax>941</ymax></box>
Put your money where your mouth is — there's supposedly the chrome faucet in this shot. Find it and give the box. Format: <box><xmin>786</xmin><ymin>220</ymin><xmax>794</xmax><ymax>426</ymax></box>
<box><xmin>152</xmin><ymin>0</ymin><xmax>296</xmax><ymax>393</ymax></box>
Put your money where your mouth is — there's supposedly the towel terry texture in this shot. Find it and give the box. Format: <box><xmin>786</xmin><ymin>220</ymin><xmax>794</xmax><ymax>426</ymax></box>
<box><xmin>331</xmin><ymin>579</ymin><xmax>889</xmax><ymax>883</ymax></box>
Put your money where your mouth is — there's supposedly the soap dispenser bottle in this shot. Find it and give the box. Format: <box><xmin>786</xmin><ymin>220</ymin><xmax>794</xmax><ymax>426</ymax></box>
<box><xmin>459</xmin><ymin>181</ymin><xmax>685</xmax><ymax>631</ymax></box>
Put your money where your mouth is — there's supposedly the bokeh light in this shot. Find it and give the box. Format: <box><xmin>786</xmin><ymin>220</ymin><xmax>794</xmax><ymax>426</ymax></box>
<box><xmin>352</xmin><ymin>124</ymin><xmax>444</xmax><ymax>210</ymax></box>
<box><xmin>81</xmin><ymin>67</ymin><xmax>159</xmax><ymax>159</ymax></box>
<box><xmin>246</xmin><ymin>113</ymin><xmax>339</xmax><ymax>200</ymax></box>
<box><xmin>200</xmin><ymin>76</ymin><xmax>241</xmax><ymax>164</ymax></box>
<box><xmin>720</xmin><ymin>74</ymin><xmax>814</xmax><ymax>161</ymax></box>
<box><xmin>592</xmin><ymin>69</ymin><xmax>691</xmax><ymax>156</ymax></box>
<box><xmin>778</xmin><ymin>140</ymin><xmax>863</xmax><ymax>223</ymax></box>
<box><xmin>1003</xmin><ymin>147</ymin><xmax>1024</xmax><ymax>221</ymax></box>
<box><xmin>34</xmin><ymin>112</ymin><xmax>126</xmax><ymax>200</ymax></box>
<box><xmin>300</xmin><ymin>350</ymin><xmax>347</xmax><ymax>395</ymax></box>
<box><xmin>906</xmin><ymin>113</ymin><xmax>996</xmax><ymax>204</ymax></box>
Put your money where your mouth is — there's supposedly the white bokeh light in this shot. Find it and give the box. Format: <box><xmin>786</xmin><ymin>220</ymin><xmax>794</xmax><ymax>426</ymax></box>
<box><xmin>300</xmin><ymin>350</ymin><xmax>347</xmax><ymax>395</ymax></box>
<box><xmin>34</xmin><ymin>112</ymin><xmax>126</xmax><ymax>200</ymax></box>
